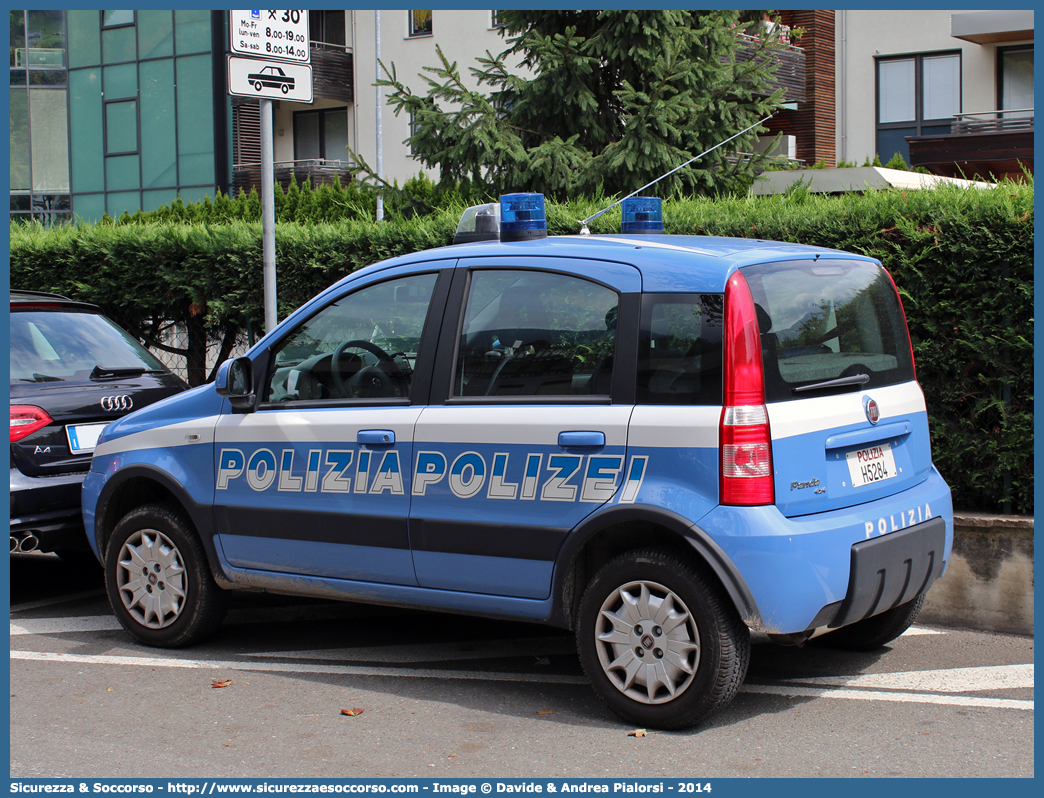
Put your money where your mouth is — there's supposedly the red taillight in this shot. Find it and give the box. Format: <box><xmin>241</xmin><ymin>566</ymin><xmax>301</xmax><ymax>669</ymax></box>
<box><xmin>882</xmin><ymin>266</ymin><xmax>917</xmax><ymax>380</ymax></box>
<box><xmin>11</xmin><ymin>405</ymin><xmax>53</xmax><ymax>443</ymax></box>
<box><xmin>720</xmin><ymin>272</ymin><xmax>774</xmax><ymax>505</ymax></box>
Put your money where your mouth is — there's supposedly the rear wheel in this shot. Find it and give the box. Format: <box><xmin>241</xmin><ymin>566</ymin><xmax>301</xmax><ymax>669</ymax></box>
<box><xmin>576</xmin><ymin>550</ymin><xmax>749</xmax><ymax>730</ymax></box>
<box><xmin>816</xmin><ymin>594</ymin><xmax>926</xmax><ymax>651</ymax></box>
<box><xmin>105</xmin><ymin>503</ymin><xmax>226</xmax><ymax>648</ymax></box>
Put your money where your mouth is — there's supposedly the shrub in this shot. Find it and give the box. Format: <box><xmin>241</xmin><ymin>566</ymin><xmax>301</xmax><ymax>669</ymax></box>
<box><xmin>10</xmin><ymin>179</ymin><xmax>1032</xmax><ymax>513</ymax></box>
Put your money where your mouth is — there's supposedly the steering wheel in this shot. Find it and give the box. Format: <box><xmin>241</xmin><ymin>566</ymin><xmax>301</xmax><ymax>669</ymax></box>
<box><xmin>331</xmin><ymin>339</ymin><xmax>408</xmax><ymax>399</ymax></box>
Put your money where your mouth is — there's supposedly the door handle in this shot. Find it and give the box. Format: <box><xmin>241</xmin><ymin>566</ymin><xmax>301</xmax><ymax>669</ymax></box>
<box><xmin>558</xmin><ymin>431</ymin><xmax>605</xmax><ymax>448</ymax></box>
<box><xmin>358</xmin><ymin>429</ymin><xmax>395</xmax><ymax>445</ymax></box>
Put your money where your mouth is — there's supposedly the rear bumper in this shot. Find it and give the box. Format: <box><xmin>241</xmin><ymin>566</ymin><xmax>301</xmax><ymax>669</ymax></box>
<box><xmin>10</xmin><ymin>467</ymin><xmax>89</xmax><ymax>552</ymax></box>
<box><xmin>829</xmin><ymin>516</ymin><xmax>946</xmax><ymax>628</ymax></box>
<box><xmin>697</xmin><ymin>466</ymin><xmax>953</xmax><ymax>634</ymax></box>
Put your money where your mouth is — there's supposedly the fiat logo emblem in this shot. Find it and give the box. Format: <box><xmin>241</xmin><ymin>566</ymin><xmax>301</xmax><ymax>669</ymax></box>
<box><xmin>100</xmin><ymin>395</ymin><xmax>134</xmax><ymax>412</ymax></box>
<box><xmin>863</xmin><ymin>396</ymin><xmax>880</xmax><ymax>425</ymax></box>
<box><xmin>641</xmin><ymin>634</ymin><xmax>655</xmax><ymax>650</ymax></box>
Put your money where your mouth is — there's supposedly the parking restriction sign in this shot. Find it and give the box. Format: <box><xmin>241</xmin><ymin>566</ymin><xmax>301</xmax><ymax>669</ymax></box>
<box><xmin>230</xmin><ymin>10</ymin><xmax>310</xmax><ymax>64</ymax></box>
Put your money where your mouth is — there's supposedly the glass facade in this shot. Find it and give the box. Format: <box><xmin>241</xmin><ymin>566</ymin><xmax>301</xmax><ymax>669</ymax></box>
<box><xmin>10</xmin><ymin>9</ymin><xmax>70</xmax><ymax>224</ymax></box>
<box><xmin>10</xmin><ymin>9</ymin><xmax>225</xmax><ymax>223</ymax></box>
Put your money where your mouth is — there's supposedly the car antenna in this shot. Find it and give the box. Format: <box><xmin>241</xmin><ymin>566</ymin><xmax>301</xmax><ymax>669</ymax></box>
<box><xmin>578</xmin><ymin>112</ymin><xmax>776</xmax><ymax>235</ymax></box>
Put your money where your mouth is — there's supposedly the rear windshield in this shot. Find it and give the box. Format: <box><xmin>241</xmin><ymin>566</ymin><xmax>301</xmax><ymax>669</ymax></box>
<box><xmin>742</xmin><ymin>259</ymin><xmax>916</xmax><ymax>402</ymax></box>
<box><xmin>10</xmin><ymin>309</ymin><xmax>166</xmax><ymax>384</ymax></box>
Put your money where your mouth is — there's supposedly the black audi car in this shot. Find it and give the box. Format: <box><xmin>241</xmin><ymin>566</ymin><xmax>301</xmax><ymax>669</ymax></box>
<box><xmin>10</xmin><ymin>290</ymin><xmax>186</xmax><ymax>561</ymax></box>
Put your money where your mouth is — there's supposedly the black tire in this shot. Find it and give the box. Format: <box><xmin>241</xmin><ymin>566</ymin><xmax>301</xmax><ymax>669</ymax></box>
<box><xmin>816</xmin><ymin>594</ymin><xmax>926</xmax><ymax>651</ymax></box>
<box><xmin>104</xmin><ymin>503</ymin><xmax>227</xmax><ymax>648</ymax></box>
<box><xmin>575</xmin><ymin>550</ymin><xmax>750</xmax><ymax>730</ymax></box>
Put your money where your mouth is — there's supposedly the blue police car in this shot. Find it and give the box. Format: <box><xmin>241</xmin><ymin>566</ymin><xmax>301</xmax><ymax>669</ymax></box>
<box><xmin>82</xmin><ymin>194</ymin><xmax>952</xmax><ymax>729</ymax></box>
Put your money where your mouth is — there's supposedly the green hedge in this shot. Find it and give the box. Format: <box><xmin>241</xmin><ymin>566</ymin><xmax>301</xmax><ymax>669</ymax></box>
<box><xmin>10</xmin><ymin>179</ymin><xmax>1033</xmax><ymax>515</ymax></box>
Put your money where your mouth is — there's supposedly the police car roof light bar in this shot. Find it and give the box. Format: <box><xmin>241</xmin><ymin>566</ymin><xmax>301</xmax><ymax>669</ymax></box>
<box><xmin>453</xmin><ymin>202</ymin><xmax>501</xmax><ymax>245</ymax></box>
<box><xmin>579</xmin><ymin>112</ymin><xmax>776</xmax><ymax>235</ymax></box>
<box><xmin>620</xmin><ymin>196</ymin><xmax>664</xmax><ymax>234</ymax></box>
<box><xmin>500</xmin><ymin>193</ymin><xmax>547</xmax><ymax>242</ymax></box>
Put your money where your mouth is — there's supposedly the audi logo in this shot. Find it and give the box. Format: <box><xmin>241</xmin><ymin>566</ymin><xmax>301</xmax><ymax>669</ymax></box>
<box><xmin>100</xmin><ymin>395</ymin><xmax>134</xmax><ymax>412</ymax></box>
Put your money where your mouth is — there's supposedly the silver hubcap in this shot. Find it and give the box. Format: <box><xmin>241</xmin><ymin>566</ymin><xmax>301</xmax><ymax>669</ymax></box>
<box><xmin>115</xmin><ymin>528</ymin><xmax>187</xmax><ymax>629</ymax></box>
<box><xmin>594</xmin><ymin>580</ymin><xmax>699</xmax><ymax>704</ymax></box>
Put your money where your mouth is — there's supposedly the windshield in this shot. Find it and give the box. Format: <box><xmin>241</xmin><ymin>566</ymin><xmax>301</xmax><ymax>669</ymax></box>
<box><xmin>10</xmin><ymin>310</ymin><xmax>166</xmax><ymax>383</ymax></box>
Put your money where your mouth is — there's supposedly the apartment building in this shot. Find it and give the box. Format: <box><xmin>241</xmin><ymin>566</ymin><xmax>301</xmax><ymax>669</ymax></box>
<box><xmin>9</xmin><ymin>9</ymin><xmax>1033</xmax><ymax>225</ymax></box>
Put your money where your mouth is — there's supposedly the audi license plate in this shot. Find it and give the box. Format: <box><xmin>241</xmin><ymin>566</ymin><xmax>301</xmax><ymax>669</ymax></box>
<box><xmin>67</xmin><ymin>422</ymin><xmax>109</xmax><ymax>455</ymax></box>
<box><xmin>846</xmin><ymin>442</ymin><xmax>897</xmax><ymax>488</ymax></box>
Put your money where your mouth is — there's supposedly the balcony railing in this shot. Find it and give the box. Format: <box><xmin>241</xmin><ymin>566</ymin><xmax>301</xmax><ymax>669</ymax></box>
<box><xmin>232</xmin><ymin>159</ymin><xmax>356</xmax><ymax>196</ymax></box>
<box><xmin>310</xmin><ymin>43</ymin><xmax>353</xmax><ymax>103</ymax></box>
<box><xmin>733</xmin><ymin>32</ymin><xmax>806</xmax><ymax>104</ymax></box>
<box><xmin>951</xmin><ymin>109</ymin><xmax>1034</xmax><ymax>135</ymax></box>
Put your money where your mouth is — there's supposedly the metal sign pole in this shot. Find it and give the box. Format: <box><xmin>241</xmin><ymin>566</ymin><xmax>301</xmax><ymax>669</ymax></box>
<box><xmin>374</xmin><ymin>10</ymin><xmax>384</xmax><ymax>222</ymax></box>
<box><xmin>228</xmin><ymin>10</ymin><xmax>313</xmax><ymax>335</ymax></box>
<box><xmin>260</xmin><ymin>97</ymin><xmax>277</xmax><ymax>333</ymax></box>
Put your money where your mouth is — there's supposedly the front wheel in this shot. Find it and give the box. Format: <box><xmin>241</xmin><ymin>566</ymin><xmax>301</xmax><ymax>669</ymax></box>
<box><xmin>816</xmin><ymin>594</ymin><xmax>926</xmax><ymax>651</ymax></box>
<box><xmin>576</xmin><ymin>550</ymin><xmax>749</xmax><ymax>730</ymax></box>
<box><xmin>105</xmin><ymin>503</ymin><xmax>227</xmax><ymax>648</ymax></box>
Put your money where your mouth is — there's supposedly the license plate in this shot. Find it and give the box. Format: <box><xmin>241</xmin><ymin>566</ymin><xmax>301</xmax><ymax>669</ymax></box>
<box><xmin>846</xmin><ymin>442</ymin><xmax>897</xmax><ymax>487</ymax></box>
<box><xmin>66</xmin><ymin>422</ymin><xmax>110</xmax><ymax>455</ymax></box>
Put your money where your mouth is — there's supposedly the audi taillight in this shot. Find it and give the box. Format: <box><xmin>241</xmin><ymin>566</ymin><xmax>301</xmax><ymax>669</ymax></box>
<box><xmin>720</xmin><ymin>271</ymin><xmax>774</xmax><ymax>505</ymax></box>
<box><xmin>11</xmin><ymin>405</ymin><xmax>53</xmax><ymax>443</ymax></box>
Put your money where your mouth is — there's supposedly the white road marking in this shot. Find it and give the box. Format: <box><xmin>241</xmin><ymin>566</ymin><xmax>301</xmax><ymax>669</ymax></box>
<box><xmin>10</xmin><ymin>614</ymin><xmax>1031</xmax><ymax>711</ymax></box>
<box><xmin>11</xmin><ymin>617</ymin><xmax>121</xmax><ymax>636</ymax></box>
<box><xmin>900</xmin><ymin>625</ymin><xmax>946</xmax><ymax>636</ymax></box>
<box><xmin>784</xmin><ymin>663</ymin><xmax>1034</xmax><ymax>693</ymax></box>
<box><xmin>9</xmin><ymin>649</ymin><xmax>1034</xmax><ymax>712</ymax></box>
<box><xmin>743</xmin><ymin>683</ymin><xmax>1033</xmax><ymax>711</ymax></box>
<box><xmin>8</xmin><ymin>650</ymin><xmax>590</xmax><ymax>685</ymax></box>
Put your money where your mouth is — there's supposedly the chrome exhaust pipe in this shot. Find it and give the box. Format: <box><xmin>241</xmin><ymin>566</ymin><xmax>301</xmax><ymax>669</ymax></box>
<box><xmin>11</xmin><ymin>536</ymin><xmax>18</xmax><ymax>552</ymax></box>
<box><xmin>20</xmin><ymin>533</ymin><xmax>39</xmax><ymax>553</ymax></box>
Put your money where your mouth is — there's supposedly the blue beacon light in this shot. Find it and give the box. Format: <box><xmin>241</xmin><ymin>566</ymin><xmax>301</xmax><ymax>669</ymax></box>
<box><xmin>621</xmin><ymin>196</ymin><xmax>664</xmax><ymax>234</ymax></box>
<box><xmin>499</xmin><ymin>193</ymin><xmax>547</xmax><ymax>242</ymax></box>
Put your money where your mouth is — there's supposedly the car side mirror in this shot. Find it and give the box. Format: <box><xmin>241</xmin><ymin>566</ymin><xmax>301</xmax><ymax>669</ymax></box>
<box><xmin>215</xmin><ymin>357</ymin><xmax>256</xmax><ymax>412</ymax></box>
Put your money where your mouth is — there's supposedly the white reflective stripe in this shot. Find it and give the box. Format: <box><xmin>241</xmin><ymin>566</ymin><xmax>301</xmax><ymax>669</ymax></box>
<box><xmin>627</xmin><ymin>405</ymin><xmax>720</xmax><ymax>449</ymax></box>
<box><xmin>93</xmin><ymin>415</ymin><xmax>220</xmax><ymax>457</ymax></box>
<box><xmin>415</xmin><ymin>406</ymin><xmax>631</xmax><ymax>446</ymax></box>
<box><xmin>215</xmin><ymin>407</ymin><xmax>423</xmax><ymax>443</ymax></box>
<box><xmin>768</xmin><ymin>382</ymin><xmax>926</xmax><ymax>440</ymax></box>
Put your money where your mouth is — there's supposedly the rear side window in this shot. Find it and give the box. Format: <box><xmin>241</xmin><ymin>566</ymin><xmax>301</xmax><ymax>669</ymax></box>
<box><xmin>636</xmin><ymin>294</ymin><xmax>723</xmax><ymax>405</ymax></box>
<box><xmin>742</xmin><ymin>259</ymin><xmax>915</xmax><ymax>402</ymax></box>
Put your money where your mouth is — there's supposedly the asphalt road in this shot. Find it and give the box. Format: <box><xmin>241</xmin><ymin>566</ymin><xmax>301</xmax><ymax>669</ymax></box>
<box><xmin>9</xmin><ymin>551</ymin><xmax>1034</xmax><ymax>780</ymax></box>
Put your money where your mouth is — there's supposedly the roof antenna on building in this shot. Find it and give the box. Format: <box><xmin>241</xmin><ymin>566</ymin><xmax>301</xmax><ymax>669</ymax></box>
<box><xmin>578</xmin><ymin>112</ymin><xmax>776</xmax><ymax>235</ymax></box>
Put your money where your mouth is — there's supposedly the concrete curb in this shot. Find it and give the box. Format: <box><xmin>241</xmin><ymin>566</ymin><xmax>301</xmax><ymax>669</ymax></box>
<box><xmin>921</xmin><ymin>513</ymin><xmax>1034</xmax><ymax>636</ymax></box>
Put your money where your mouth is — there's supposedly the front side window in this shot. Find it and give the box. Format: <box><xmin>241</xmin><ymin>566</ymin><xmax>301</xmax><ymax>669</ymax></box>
<box><xmin>409</xmin><ymin>11</ymin><xmax>432</xmax><ymax>37</ymax></box>
<box><xmin>742</xmin><ymin>260</ymin><xmax>915</xmax><ymax>403</ymax></box>
<box><xmin>637</xmin><ymin>294</ymin><xmax>723</xmax><ymax>405</ymax></box>
<box><xmin>265</xmin><ymin>273</ymin><xmax>438</xmax><ymax>403</ymax></box>
<box><xmin>454</xmin><ymin>270</ymin><xmax>618</xmax><ymax>398</ymax></box>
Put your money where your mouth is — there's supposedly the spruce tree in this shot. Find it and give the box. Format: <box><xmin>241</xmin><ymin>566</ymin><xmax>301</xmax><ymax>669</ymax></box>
<box><xmin>377</xmin><ymin>10</ymin><xmax>790</xmax><ymax>200</ymax></box>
